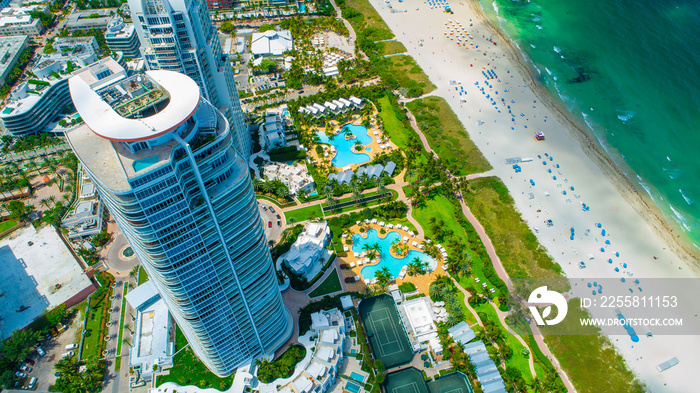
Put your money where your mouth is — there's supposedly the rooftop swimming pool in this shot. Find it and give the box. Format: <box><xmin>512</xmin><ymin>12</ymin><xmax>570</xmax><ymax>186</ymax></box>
<box><xmin>316</xmin><ymin>123</ymin><xmax>372</xmax><ymax>167</ymax></box>
<box><xmin>350</xmin><ymin>372</ymin><xmax>366</xmax><ymax>382</ymax></box>
<box><xmin>132</xmin><ymin>155</ymin><xmax>160</xmax><ymax>172</ymax></box>
<box><xmin>354</xmin><ymin>229</ymin><xmax>436</xmax><ymax>280</ymax></box>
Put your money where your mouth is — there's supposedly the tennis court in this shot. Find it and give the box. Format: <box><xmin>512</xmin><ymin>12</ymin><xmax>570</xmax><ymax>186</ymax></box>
<box><xmin>385</xmin><ymin>368</ymin><xmax>474</xmax><ymax>393</ymax></box>
<box><xmin>427</xmin><ymin>372</ymin><xmax>474</xmax><ymax>393</ymax></box>
<box><xmin>358</xmin><ymin>295</ymin><xmax>413</xmax><ymax>368</ymax></box>
<box><xmin>383</xmin><ymin>368</ymin><xmax>429</xmax><ymax>393</ymax></box>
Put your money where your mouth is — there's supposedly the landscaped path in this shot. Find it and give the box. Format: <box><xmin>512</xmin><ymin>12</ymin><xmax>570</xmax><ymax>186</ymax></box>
<box><xmin>454</xmin><ymin>188</ymin><xmax>576</xmax><ymax>392</ymax></box>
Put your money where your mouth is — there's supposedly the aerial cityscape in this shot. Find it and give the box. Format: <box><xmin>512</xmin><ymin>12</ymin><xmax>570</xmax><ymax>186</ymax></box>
<box><xmin>0</xmin><ymin>0</ymin><xmax>696</xmax><ymax>392</ymax></box>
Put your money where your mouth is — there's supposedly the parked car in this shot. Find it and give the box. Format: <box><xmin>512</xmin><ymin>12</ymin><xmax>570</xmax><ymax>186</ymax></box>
<box><xmin>15</xmin><ymin>371</ymin><xmax>27</xmax><ymax>378</ymax></box>
<box><xmin>36</xmin><ymin>347</ymin><xmax>45</xmax><ymax>357</ymax></box>
<box><xmin>65</xmin><ymin>344</ymin><xmax>78</xmax><ymax>350</ymax></box>
<box><xmin>23</xmin><ymin>358</ymin><xmax>35</xmax><ymax>365</ymax></box>
<box><xmin>28</xmin><ymin>377</ymin><xmax>37</xmax><ymax>389</ymax></box>
<box><xmin>276</xmin><ymin>214</ymin><xmax>281</xmax><ymax>219</ymax></box>
<box><xmin>60</xmin><ymin>351</ymin><xmax>74</xmax><ymax>358</ymax></box>
<box><xmin>277</xmin><ymin>220</ymin><xmax>281</xmax><ymax>226</ymax></box>
<box><xmin>268</xmin><ymin>221</ymin><xmax>272</xmax><ymax>228</ymax></box>
<box><xmin>20</xmin><ymin>365</ymin><xmax>32</xmax><ymax>373</ymax></box>
<box><xmin>269</xmin><ymin>207</ymin><xmax>276</xmax><ymax>213</ymax></box>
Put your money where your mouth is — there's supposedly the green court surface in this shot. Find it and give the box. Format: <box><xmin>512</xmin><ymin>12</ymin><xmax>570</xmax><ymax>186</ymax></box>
<box><xmin>384</xmin><ymin>368</ymin><xmax>429</xmax><ymax>393</ymax></box>
<box><xmin>384</xmin><ymin>368</ymin><xmax>474</xmax><ymax>393</ymax></box>
<box><xmin>427</xmin><ymin>372</ymin><xmax>474</xmax><ymax>393</ymax></box>
<box><xmin>358</xmin><ymin>295</ymin><xmax>413</xmax><ymax>368</ymax></box>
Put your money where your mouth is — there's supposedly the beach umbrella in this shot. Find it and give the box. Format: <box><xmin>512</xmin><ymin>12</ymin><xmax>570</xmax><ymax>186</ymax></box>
<box><xmin>605</xmin><ymin>240</ymin><xmax>611</xmax><ymax>245</ymax></box>
<box><xmin>608</xmin><ymin>259</ymin><xmax>613</xmax><ymax>263</ymax></box>
<box><xmin>570</xmin><ymin>186</ymin><xmax>575</xmax><ymax>191</ymax></box>
<box><xmin>556</xmin><ymin>164</ymin><xmax>560</xmax><ymax>168</ymax></box>
<box><xmin>596</xmin><ymin>223</ymin><xmax>602</xmax><ymax>228</ymax></box>
<box><xmin>623</xmin><ymin>263</ymin><xmax>627</xmax><ymax>268</ymax></box>
<box><xmin>594</xmin><ymin>282</ymin><xmax>597</xmax><ymax>287</ymax></box>
<box><xmin>600</xmin><ymin>247</ymin><xmax>605</xmax><ymax>252</ymax></box>
<box><xmin>592</xmin><ymin>290</ymin><xmax>596</xmax><ymax>295</ymax></box>
<box><xmin>570</xmin><ymin>235</ymin><xmax>574</xmax><ymax>240</ymax></box>
<box><xmin>616</xmin><ymin>252</ymin><xmax>620</xmax><ymax>257</ymax></box>
<box><xmin>621</xmin><ymin>277</ymin><xmax>626</xmax><ymax>282</ymax></box>
<box><xmin>601</xmin><ymin>229</ymin><xmax>606</xmax><ymax>236</ymax></box>
<box><xmin>635</xmin><ymin>279</ymin><xmax>640</xmax><ymax>284</ymax></box>
<box><xmin>615</xmin><ymin>267</ymin><xmax>620</xmax><ymax>272</ymax></box>
<box><xmin>598</xmin><ymin>289</ymin><xmax>602</xmax><ymax>294</ymax></box>
<box><xmin>587</xmin><ymin>282</ymin><xmax>592</xmax><ymax>288</ymax></box>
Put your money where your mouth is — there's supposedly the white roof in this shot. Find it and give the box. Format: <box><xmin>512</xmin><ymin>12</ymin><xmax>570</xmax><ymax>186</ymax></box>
<box><xmin>307</xmin><ymin>362</ymin><xmax>326</xmax><ymax>380</ymax></box>
<box><xmin>341</xmin><ymin>295</ymin><xmax>353</xmax><ymax>309</ymax></box>
<box><xmin>69</xmin><ymin>70</ymin><xmax>200</xmax><ymax>142</ymax></box>
<box><xmin>293</xmin><ymin>376</ymin><xmax>314</xmax><ymax>393</ymax></box>
<box><xmin>251</xmin><ymin>30</ymin><xmax>293</xmax><ymax>56</ymax></box>
<box><xmin>317</xmin><ymin>346</ymin><xmax>335</xmax><ymax>362</ymax></box>
<box><xmin>320</xmin><ymin>329</ymin><xmax>338</xmax><ymax>344</ymax></box>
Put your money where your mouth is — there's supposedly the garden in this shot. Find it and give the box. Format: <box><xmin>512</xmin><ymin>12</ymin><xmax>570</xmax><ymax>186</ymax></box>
<box><xmin>256</xmin><ymin>344</ymin><xmax>307</xmax><ymax>383</ymax></box>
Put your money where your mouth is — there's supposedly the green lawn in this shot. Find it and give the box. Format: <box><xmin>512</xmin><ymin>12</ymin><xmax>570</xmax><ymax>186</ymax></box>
<box><xmin>460</xmin><ymin>177</ymin><xmax>568</xmax><ymax>292</ymax></box>
<box><xmin>114</xmin><ymin>282</ymin><xmax>129</xmax><ymax>370</ymax></box>
<box><xmin>284</xmin><ymin>204</ymin><xmax>324</xmax><ymax>223</ymax></box>
<box><xmin>323</xmin><ymin>190</ymin><xmax>398</xmax><ymax>214</ymax></box>
<box><xmin>411</xmin><ymin>192</ymin><xmax>503</xmax><ymax>299</ymax></box>
<box><xmin>472</xmin><ymin>301</ymin><xmax>537</xmax><ymax>384</ymax></box>
<box><xmin>376</xmin><ymin>96</ymin><xmax>418</xmax><ymax>151</ymax></box>
<box><xmin>406</xmin><ymin>96</ymin><xmax>491</xmax><ymax>175</ymax></box>
<box><xmin>542</xmin><ymin>299</ymin><xmax>644</xmax><ymax>393</ymax></box>
<box><xmin>339</xmin><ymin>0</ymin><xmax>394</xmax><ymax>36</ymax></box>
<box><xmin>138</xmin><ymin>265</ymin><xmax>149</xmax><ymax>286</ymax></box>
<box><xmin>384</xmin><ymin>55</ymin><xmax>436</xmax><ymax>96</ymax></box>
<box><xmin>377</xmin><ymin>40</ymin><xmax>407</xmax><ymax>56</ymax></box>
<box><xmin>156</xmin><ymin>324</ymin><xmax>235</xmax><ymax>390</ymax></box>
<box><xmin>309</xmin><ymin>269</ymin><xmax>342</xmax><ymax>298</ymax></box>
<box><xmin>0</xmin><ymin>219</ymin><xmax>18</xmax><ymax>233</ymax></box>
<box><xmin>81</xmin><ymin>293</ymin><xmax>108</xmax><ymax>360</ymax></box>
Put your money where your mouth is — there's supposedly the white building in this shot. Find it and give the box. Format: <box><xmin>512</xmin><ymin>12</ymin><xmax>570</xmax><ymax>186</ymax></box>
<box><xmin>66</xmin><ymin>66</ymin><xmax>292</xmax><ymax>377</ymax></box>
<box><xmin>263</xmin><ymin>162</ymin><xmax>315</xmax><ymax>196</ymax></box>
<box><xmin>0</xmin><ymin>3</ymin><xmax>47</xmax><ymax>36</ymax></box>
<box><xmin>260</xmin><ymin>110</ymin><xmax>286</xmax><ymax>149</ymax></box>
<box><xmin>251</xmin><ymin>30</ymin><xmax>293</xmax><ymax>57</ymax></box>
<box><xmin>401</xmin><ymin>297</ymin><xmax>442</xmax><ymax>354</ymax></box>
<box><xmin>125</xmin><ymin>281</ymin><xmax>174</xmax><ymax>383</ymax></box>
<box><xmin>0</xmin><ymin>35</ymin><xmax>29</xmax><ymax>86</ymax></box>
<box><xmin>310</xmin><ymin>308</ymin><xmax>344</xmax><ymax>334</ymax></box>
<box><xmin>127</xmin><ymin>0</ymin><xmax>251</xmax><ymax>159</ymax></box>
<box><xmin>284</xmin><ymin>221</ymin><xmax>331</xmax><ymax>277</ymax></box>
<box><xmin>105</xmin><ymin>16</ymin><xmax>141</xmax><ymax>58</ymax></box>
<box><xmin>0</xmin><ymin>49</ymin><xmax>114</xmax><ymax>137</ymax></box>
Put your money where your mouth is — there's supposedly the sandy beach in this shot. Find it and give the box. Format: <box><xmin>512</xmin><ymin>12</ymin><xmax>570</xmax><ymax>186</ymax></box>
<box><xmin>366</xmin><ymin>0</ymin><xmax>700</xmax><ymax>390</ymax></box>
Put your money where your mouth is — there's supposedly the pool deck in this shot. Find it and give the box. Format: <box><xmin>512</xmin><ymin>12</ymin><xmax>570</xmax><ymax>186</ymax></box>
<box><xmin>308</xmin><ymin>106</ymin><xmax>399</xmax><ymax>172</ymax></box>
<box><xmin>337</xmin><ymin>223</ymin><xmax>445</xmax><ymax>294</ymax></box>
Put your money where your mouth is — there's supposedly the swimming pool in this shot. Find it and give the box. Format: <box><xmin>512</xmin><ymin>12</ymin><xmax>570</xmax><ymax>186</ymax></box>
<box><xmin>316</xmin><ymin>123</ymin><xmax>372</xmax><ymax>167</ymax></box>
<box><xmin>350</xmin><ymin>372</ymin><xmax>366</xmax><ymax>382</ymax></box>
<box><xmin>345</xmin><ymin>382</ymin><xmax>361</xmax><ymax>393</ymax></box>
<box><xmin>354</xmin><ymin>229</ymin><xmax>436</xmax><ymax>280</ymax></box>
<box><xmin>132</xmin><ymin>155</ymin><xmax>161</xmax><ymax>172</ymax></box>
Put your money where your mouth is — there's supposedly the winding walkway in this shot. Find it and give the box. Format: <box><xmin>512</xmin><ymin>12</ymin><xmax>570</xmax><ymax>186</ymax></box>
<box><xmin>401</xmin><ymin>93</ymin><xmax>574</xmax><ymax>389</ymax></box>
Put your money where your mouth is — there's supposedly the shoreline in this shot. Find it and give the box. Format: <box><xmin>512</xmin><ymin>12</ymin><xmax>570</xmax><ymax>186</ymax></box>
<box><xmin>365</xmin><ymin>0</ymin><xmax>700</xmax><ymax>390</ymax></box>
<box><xmin>466</xmin><ymin>0</ymin><xmax>700</xmax><ymax>267</ymax></box>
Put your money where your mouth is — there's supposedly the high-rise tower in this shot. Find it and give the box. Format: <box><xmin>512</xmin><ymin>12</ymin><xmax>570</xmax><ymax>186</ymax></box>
<box><xmin>66</xmin><ymin>59</ymin><xmax>292</xmax><ymax>376</ymax></box>
<box><xmin>127</xmin><ymin>0</ymin><xmax>251</xmax><ymax>159</ymax></box>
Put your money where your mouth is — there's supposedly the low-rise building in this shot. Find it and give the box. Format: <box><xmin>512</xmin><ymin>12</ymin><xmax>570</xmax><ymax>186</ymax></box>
<box><xmin>65</xmin><ymin>8</ymin><xmax>116</xmax><ymax>33</ymax></box>
<box><xmin>0</xmin><ymin>49</ymin><xmax>120</xmax><ymax>137</ymax></box>
<box><xmin>263</xmin><ymin>162</ymin><xmax>315</xmax><ymax>196</ymax></box>
<box><xmin>260</xmin><ymin>109</ymin><xmax>286</xmax><ymax>149</ymax></box>
<box><xmin>0</xmin><ymin>3</ymin><xmax>47</xmax><ymax>36</ymax></box>
<box><xmin>298</xmin><ymin>96</ymin><xmax>364</xmax><ymax>118</ymax></box>
<box><xmin>61</xmin><ymin>165</ymin><xmax>104</xmax><ymax>239</ymax></box>
<box><xmin>125</xmin><ymin>280</ymin><xmax>175</xmax><ymax>384</ymax></box>
<box><xmin>251</xmin><ymin>29</ymin><xmax>293</xmax><ymax>57</ymax></box>
<box><xmin>0</xmin><ymin>34</ymin><xmax>28</xmax><ymax>86</ymax></box>
<box><xmin>283</xmin><ymin>221</ymin><xmax>331</xmax><ymax>277</ymax></box>
<box><xmin>310</xmin><ymin>308</ymin><xmax>344</xmax><ymax>334</ymax></box>
<box><xmin>105</xmin><ymin>16</ymin><xmax>140</xmax><ymax>57</ymax></box>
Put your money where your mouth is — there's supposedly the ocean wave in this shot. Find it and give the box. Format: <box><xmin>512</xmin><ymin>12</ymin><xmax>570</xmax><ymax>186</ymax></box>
<box><xmin>530</xmin><ymin>43</ymin><xmax>536</xmax><ymax>48</ymax></box>
<box><xmin>669</xmin><ymin>204</ymin><xmax>691</xmax><ymax>231</ymax></box>
<box><xmin>679</xmin><ymin>189</ymin><xmax>693</xmax><ymax>205</ymax></box>
<box><xmin>553</xmin><ymin>46</ymin><xmax>562</xmax><ymax>53</ymax></box>
<box><xmin>662</xmin><ymin>166</ymin><xmax>681</xmax><ymax>180</ymax></box>
<box><xmin>531</xmin><ymin>14</ymin><xmax>541</xmax><ymax>22</ymax></box>
<box><xmin>616</xmin><ymin>110</ymin><xmax>636</xmax><ymax>124</ymax></box>
<box><xmin>492</xmin><ymin>1</ymin><xmax>499</xmax><ymax>15</ymax></box>
<box><xmin>545</xmin><ymin>67</ymin><xmax>553</xmax><ymax>76</ymax></box>
<box><xmin>536</xmin><ymin>25</ymin><xmax>543</xmax><ymax>30</ymax></box>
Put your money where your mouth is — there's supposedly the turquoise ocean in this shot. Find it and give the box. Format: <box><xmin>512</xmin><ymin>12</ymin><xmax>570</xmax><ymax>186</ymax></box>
<box><xmin>475</xmin><ymin>0</ymin><xmax>700</xmax><ymax>250</ymax></box>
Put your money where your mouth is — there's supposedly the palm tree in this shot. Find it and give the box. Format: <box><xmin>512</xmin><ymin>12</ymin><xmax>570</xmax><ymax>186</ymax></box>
<box><xmin>377</xmin><ymin>177</ymin><xmax>386</xmax><ymax>195</ymax></box>
<box><xmin>262</xmin><ymin>181</ymin><xmax>274</xmax><ymax>194</ymax></box>
<box><xmin>276</xmin><ymin>187</ymin><xmax>289</xmax><ymax>199</ymax></box>
<box><xmin>352</xmin><ymin>187</ymin><xmax>362</xmax><ymax>204</ymax></box>
<box><xmin>39</xmin><ymin>198</ymin><xmax>50</xmax><ymax>210</ymax></box>
<box><xmin>253</xmin><ymin>178</ymin><xmax>263</xmax><ymax>192</ymax></box>
<box><xmin>48</xmin><ymin>195</ymin><xmax>56</xmax><ymax>207</ymax></box>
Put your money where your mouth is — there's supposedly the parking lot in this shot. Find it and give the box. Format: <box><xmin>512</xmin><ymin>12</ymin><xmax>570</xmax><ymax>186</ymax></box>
<box><xmin>259</xmin><ymin>201</ymin><xmax>284</xmax><ymax>246</ymax></box>
<box><xmin>20</xmin><ymin>317</ymin><xmax>81</xmax><ymax>392</ymax></box>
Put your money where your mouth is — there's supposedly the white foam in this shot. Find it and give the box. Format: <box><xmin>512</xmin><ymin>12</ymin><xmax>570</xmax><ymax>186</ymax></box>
<box><xmin>679</xmin><ymin>189</ymin><xmax>693</xmax><ymax>205</ymax></box>
<box><xmin>669</xmin><ymin>204</ymin><xmax>691</xmax><ymax>231</ymax></box>
<box><xmin>616</xmin><ymin>110</ymin><xmax>636</xmax><ymax>124</ymax></box>
<box><xmin>553</xmin><ymin>45</ymin><xmax>562</xmax><ymax>53</ymax></box>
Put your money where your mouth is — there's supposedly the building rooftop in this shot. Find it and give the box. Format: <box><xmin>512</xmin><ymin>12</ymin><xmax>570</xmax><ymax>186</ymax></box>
<box><xmin>251</xmin><ymin>29</ymin><xmax>293</xmax><ymax>56</ymax></box>
<box><xmin>0</xmin><ymin>35</ymin><xmax>27</xmax><ymax>79</ymax></box>
<box><xmin>105</xmin><ymin>15</ymin><xmax>134</xmax><ymax>39</ymax></box>
<box><xmin>70</xmin><ymin>70</ymin><xmax>199</xmax><ymax>141</ymax></box>
<box><xmin>0</xmin><ymin>226</ymin><xmax>94</xmax><ymax>340</ymax></box>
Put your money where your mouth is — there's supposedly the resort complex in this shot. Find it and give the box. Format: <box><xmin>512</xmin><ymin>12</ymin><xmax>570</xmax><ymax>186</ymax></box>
<box><xmin>0</xmin><ymin>0</ymin><xmax>696</xmax><ymax>392</ymax></box>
